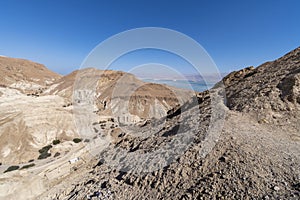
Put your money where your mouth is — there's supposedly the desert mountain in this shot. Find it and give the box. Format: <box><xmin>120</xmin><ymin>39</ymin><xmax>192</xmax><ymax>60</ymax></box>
<box><xmin>0</xmin><ymin>59</ymin><xmax>194</xmax><ymax>165</ymax></box>
<box><xmin>45</xmin><ymin>68</ymin><xmax>194</xmax><ymax>121</ymax></box>
<box><xmin>0</xmin><ymin>56</ymin><xmax>61</xmax><ymax>92</ymax></box>
<box><xmin>0</xmin><ymin>57</ymin><xmax>71</xmax><ymax>164</ymax></box>
<box><xmin>0</xmin><ymin>47</ymin><xmax>300</xmax><ymax>200</ymax></box>
<box><xmin>37</xmin><ymin>47</ymin><xmax>299</xmax><ymax>200</ymax></box>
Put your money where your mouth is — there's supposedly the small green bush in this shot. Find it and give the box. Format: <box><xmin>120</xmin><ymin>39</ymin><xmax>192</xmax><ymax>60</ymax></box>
<box><xmin>38</xmin><ymin>145</ymin><xmax>52</xmax><ymax>154</ymax></box>
<box><xmin>52</xmin><ymin>139</ymin><xmax>60</xmax><ymax>145</ymax></box>
<box><xmin>38</xmin><ymin>152</ymin><xmax>51</xmax><ymax>160</ymax></box>
<box><xmin>20</xmin><ymin>163</ymin><xmax>35</xmax><ymax>170</ymax></box>
<box><xmin>73</xmin><ymin>138</ymin><xmax>82</xmax><ymax>143</ymax></box>
<box><xmin>38</xmin><ymin>144</ymin><xmax>53</xmax><ymax>160</ymax></box>
<box><xmin>4</xmin><ymin>165</ymin><xmax>19</xmax><ymax>173</ymax></box>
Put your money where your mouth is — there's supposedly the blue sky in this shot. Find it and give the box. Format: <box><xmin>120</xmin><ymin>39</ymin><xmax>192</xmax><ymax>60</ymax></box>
<box><xmin>0</xmin><ymin>0</ymin><xmax>300</xmax><ymax>75</ymax></box>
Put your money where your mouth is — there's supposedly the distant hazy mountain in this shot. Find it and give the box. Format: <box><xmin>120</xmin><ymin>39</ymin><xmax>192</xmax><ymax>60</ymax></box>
<box><xmin>135</xmin><ymin>72</ymin><xmax>227</xmax><ymax>83</ymax></box>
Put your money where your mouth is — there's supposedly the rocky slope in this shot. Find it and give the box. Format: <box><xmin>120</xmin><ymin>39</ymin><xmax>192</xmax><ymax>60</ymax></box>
<box><xmin>1</xmin><ymin>47</ymin><xmax>300</xmax><ymax>200</ymax></box>
<box><xmin>225</xmin><ymin>47</ymin><xmax>300</xmax><ymax>109</ymax></box>
<box><xmin>0</xmin><ymin>86</ymin><xmax>77</xmax><ymax>164</ymax></box>
<box><xmin>0</xmin><ymin>58</ymin><xmax>73</xmax><ymax>164</ymax></box>
<box><xmin>46</xmin><ymin>68</ymin><xmax>193</xmax><ymax>122</ymax></box>
<box><xmin>0</xmin><ymin>58</ymin><xmax>194</xmax><ymax>165</ymax></box>
<box><xmin>39</xmin><ymin>47</ymin><xmax>300</xmax><ymax>200</ymax></box>
<box><xmin>0</xmin><ymin>56</ymin><xmax>61</xmax><ymax>92</ymax></box>
<box><xmin>224</xmin><ymin>47</ymin><xmax>300</xmax><ymax>128</ymax></box>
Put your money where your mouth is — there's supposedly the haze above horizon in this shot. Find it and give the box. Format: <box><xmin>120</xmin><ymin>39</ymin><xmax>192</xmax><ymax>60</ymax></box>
<box><xmin>1</xmin><ymin>0</ymin><xmax>300</xmax><ymax>76</ymax></box>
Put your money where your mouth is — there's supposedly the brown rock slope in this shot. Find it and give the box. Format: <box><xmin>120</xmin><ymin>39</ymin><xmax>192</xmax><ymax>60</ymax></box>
<box><xmin>46</xmin><ymin>47</ymin><xmax>300</xmax><ymax>200</ymax></box>
<box><xmin>0</xmin><ymin>56</ymin><xmax>61</xmax><ymax>92</ymax></box>
<box><xmin>224</xmin><ymin>47</ymin><xmax>300</xmax><ymax>128</ymax></box>
<box><xmin>0</xmin><ymin>59</ymin><xmax>194</xmax><ymax>166</ymax></box>
<box><xmin>223</xmin><ymin>47</ymin><xmax>300</xmax><ymax>147</ymax></box>
<box><xmin>46</xmin><ymin>68</ymin><xmax>194</xmax><ymax>121</ymax></box>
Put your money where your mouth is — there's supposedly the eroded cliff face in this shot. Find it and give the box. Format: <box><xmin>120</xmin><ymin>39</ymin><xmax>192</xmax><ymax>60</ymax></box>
<box><xmin>47</xmin><ymin>68</ymin><xmax>194</xmax><ymax>124</ymax></box>
<box><xmin>0</xmin><ymin>59</ymin><xmax>194</xmax><ymax>165</ymax></box>
<box><xmin>0</xmin><ymin>58</ymin><xmax>72</xmax><ymax>164</ymax></box>
<box><xmin>97</xmin><ymin>78</ymin><xmax>193</xmax><ymax>123</ymax></box>
<box><xmin>0</xmin><ymin>87</ymin><xmax>77</xmax><ymax>164</ymax></box>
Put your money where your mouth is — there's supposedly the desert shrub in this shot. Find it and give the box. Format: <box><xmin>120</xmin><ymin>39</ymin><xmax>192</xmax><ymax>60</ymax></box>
<box><xmin>38</xmin><ymin>152</ymin><xmax>51</xmax><ymax>160</ymax></box>
<box><xmin>73</xmin><ymin>138</ymin><xmax>82</xmax><ymax>143</ymax></box>
<box><xmin>38</xmin><ymin>145</ymin><xmax>52</xmax><ymax>154</ymax></box>
<box><xmin>38</xmin><ymin>145</ymin><xmax>53</xmax><ymax>160</ymax></box>
<box><xmin>84</xmin><ymin>139</ymin><xmax>90</xmax><ymax>143</ymax></box>
<box><xmin>28</xmin><ymin>159</ymin><xmax>34</xmax><ymax>163</ymax></box>
<box><xmin>20</xmin><ymin>163</ymin><xmax>35</xmax><ymax>170</ymax></box>
<box><xmin>52</xmin><ymin>139</ymin><xmax>60</xmax><ymax>145</ymax></box>
<box><xmin>54</xmin><ymin>152</ymin><xmax>60</xmax><ymax>157</ymax></box>
<box><xmin>4</xmin><ymin>165</ymin><xmax>19</xmax><ymax>173</ymax></box>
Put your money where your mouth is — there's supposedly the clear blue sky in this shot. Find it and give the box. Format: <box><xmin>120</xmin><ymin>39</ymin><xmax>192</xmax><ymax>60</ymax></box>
<box><xmin>1</xmin><ymin>0</ymin><xmax>300</xmax><ymax>75</ymax></box>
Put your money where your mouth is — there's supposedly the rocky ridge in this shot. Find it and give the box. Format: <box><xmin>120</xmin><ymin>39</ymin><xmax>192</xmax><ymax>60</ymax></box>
<box><xmin>0</xmin><ymin>58</ymin><xmax>194</xmax><ymax>165</ymax></box>
<box><xmin>0</xmin><ymin>47</ymin><xmax>300</xmax><ymax>199</ymax></box>
<box><xmin>0</xmin><ymin>56</ymin><xmax>61</xmax><ymax>92</ymax></box>
<box><xmin>43</xmin><ymin>47</ymin><xmax>300</xmax><ymax>200</ymax></box>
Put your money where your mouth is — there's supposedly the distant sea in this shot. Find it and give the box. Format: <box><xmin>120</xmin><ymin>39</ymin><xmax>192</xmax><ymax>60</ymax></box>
<box><xmin>142</xmin><ymin>79</ymin><xmax>215</xmax><ymax>92</ymax></box>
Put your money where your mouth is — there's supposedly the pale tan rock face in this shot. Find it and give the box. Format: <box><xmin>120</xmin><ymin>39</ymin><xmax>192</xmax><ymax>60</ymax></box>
<box><xmin>0</xmin><ymin>57</ymin><xmax>197</xmax><ymax>199</ymax></box>
<box><xmin>0</xmin><ymin>87</ymin><xmax>77</xmax><ymax>164</ymax></box>
<box><xmin>0</xmin><ymin>57</ymin><xmax>194</xmax><ymax>165</ymax></box>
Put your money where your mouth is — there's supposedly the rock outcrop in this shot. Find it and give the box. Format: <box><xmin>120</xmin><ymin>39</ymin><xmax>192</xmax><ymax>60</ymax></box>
<box><xmin>224</xmin><ymin>47</ymin><xmax>300</xmax><ymax>112</ymax></box>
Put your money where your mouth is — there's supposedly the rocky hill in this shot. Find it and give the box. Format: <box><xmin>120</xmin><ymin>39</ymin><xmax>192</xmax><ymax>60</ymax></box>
<box><xmin>0</xmin><ymin>56</ymin><xmax>61</xmax><ymax>92</ymax></box>
<box><xmin>39</xmin><ymin>47</ymin><xmax>299</xmax><ymax>200</ymax></box>
<box><xmin>0</xmin><ymin>47</ymin><xmax>300</xmax><ymax>200</ymax></box>
<box><xmin>0</xmin><ymin>57</ymin><xmax>72</xmax><ymax>164</ymax></box>
<box><xmin>46</xmin><ymin>68</ymin><xmax>193</xmax><ymax>121</ymax></box>
<box><xmin>224</xmin><ymin>47</ymin><xmax>300</xmax><ymax>132</ymax></box>
<box><xmin>0</xmin><ymin>58</ymin><xmax>194</xmax><ymax>165</ymax></box>
<box><xmin>224</xmin><ymin>47</ymin><xmax>300</xmax><ymax>112</ymax></box>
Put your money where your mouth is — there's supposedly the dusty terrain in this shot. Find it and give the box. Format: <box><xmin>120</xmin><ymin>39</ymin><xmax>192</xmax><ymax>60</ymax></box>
<box><xmin>0</xmin><ymin>57</ymin><xmax>193</xmax><ymax>165</ymax></box>
<box><xmin>0</xmin><ymin>47</ymin><xmax>300</xmax><ymax>199</ymax></box>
